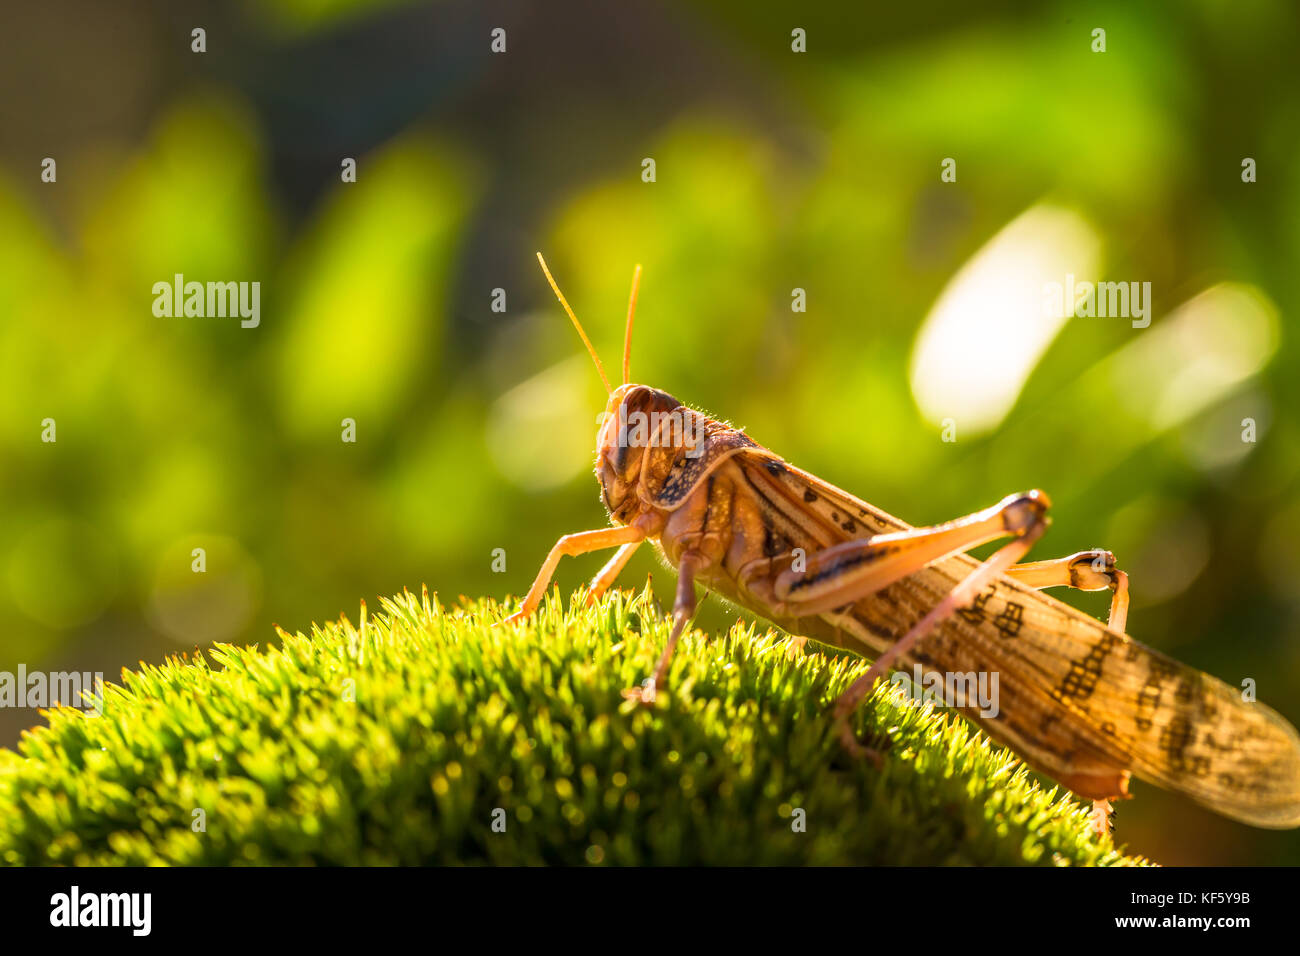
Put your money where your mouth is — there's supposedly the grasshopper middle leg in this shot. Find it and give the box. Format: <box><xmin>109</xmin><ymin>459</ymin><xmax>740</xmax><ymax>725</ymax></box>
<box><xmin>622</xmin><ymin>550</ymin><xmax>704</xmax><ymax>705</ymax></box>
<box><xmin>586</xmin><ymin>541</ymin><xmax>643</xmax><ymax>606</ymax></box>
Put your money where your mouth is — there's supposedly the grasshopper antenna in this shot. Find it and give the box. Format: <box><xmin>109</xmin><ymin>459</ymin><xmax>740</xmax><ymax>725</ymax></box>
<box><xmin>622</xmin><ymin>264</ymin><xmax>642</xmax><ymax>385</ymax></box>
<box><xmin>536</xmin><ymin>252</ymin><xmax>612</xmax><ymax>394</ymax></box>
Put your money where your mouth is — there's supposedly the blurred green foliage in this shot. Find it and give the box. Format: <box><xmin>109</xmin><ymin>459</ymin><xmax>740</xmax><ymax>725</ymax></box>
<box><xmin>2</xmin><ymin>0</ymin><xmax>1299</xmax><ymax>863</ymax></box>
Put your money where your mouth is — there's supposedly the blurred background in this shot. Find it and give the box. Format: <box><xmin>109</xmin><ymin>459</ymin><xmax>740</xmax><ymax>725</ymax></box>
<box><xmin>2</xmin><ymin>0</ymin><xmax>1299</xmax><ymax>864</ymax></box>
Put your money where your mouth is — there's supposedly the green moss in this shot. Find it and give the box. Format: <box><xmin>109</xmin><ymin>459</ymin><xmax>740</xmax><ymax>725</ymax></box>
<box><xmin>0</xmin><ymin>585</ymin><xmax>1147</xmax><ymax>865</ymax></box>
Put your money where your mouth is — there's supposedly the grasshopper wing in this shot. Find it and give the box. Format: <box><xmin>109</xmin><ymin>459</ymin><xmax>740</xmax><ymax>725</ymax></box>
<box><xmin>997</xmin><ymin>606</ymin><xmax>1300</xmax><ymax>828</ymax></box>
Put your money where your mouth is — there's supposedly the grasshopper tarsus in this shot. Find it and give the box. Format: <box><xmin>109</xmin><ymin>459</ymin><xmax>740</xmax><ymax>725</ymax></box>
<box><xmin>621</xmin><ymin>677</ymin><xmax>662</xmax><ymax>708</ymax></box>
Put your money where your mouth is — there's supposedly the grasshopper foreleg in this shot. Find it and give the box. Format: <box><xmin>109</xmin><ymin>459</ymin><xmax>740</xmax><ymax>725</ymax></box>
<box><xmin>499</xmin><ymin>525</ymin><xmax>646</xmax><ymax>625</ymax></box>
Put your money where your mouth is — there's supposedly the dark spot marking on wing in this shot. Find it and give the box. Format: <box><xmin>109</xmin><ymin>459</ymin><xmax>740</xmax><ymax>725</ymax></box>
<box><xmin>956</xmin><ymin>587</ymin><xmax>994</xmax><ymax>624</ymax></box>
<box><xmin>1058</xmin><ymin>632</ymin><xmax>1118</xmax><ymax>701</ymax></box>
<box><xmin>1159</xmin><ymin>716</ymin><xmax>1209</xmax><ymax>776</ymax></box>
<box><xmin>1150</xmin><ymin>658</ymin><xmax>1178</xmax><ymax>681</ymax></box>
<box><xmin>1135</xmin><ymin>684</ymin><xmax>1160</xmax><ymax>732</ymax></box>
<box><xmin>993</xmin><ymin>601</ymin><xmax>1024</xmax><ymax>638</ymax></box>
<box><xmin>1135</xmin><ymin>655</ymin><xmax>1186</xmax><ymax>731</ymax></box>
<box><xmin>803</xmin><ymin>489</ymin><xmax>818</xmax><ymax>503</ymax></box>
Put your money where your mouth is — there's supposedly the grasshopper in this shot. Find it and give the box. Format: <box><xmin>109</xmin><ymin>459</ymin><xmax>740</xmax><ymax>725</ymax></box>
<box><xmin>501</xmin><ymin>253</ymin><xmax>1300</xmax><ymax>832</ymax></box>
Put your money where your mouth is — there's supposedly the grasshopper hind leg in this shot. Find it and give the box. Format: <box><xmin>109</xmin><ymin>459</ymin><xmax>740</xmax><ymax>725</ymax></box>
<box><xmin>1006</xmin><ymin>548</ymin><xmax>1134</xmax><ymax>836</ymax></box>
<box><xmin>826</xmin><ymin>492</ymin><xmax>1052</xmax><ymax>755</ymax></box>
<box><xmin>1005</xmin><ymin>549</ymin><xmax>1130</xmax><ymax>633</ymax></box>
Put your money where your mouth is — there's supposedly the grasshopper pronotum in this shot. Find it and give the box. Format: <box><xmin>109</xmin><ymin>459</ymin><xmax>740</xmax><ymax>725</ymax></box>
<box><xmin>502</xmin><ymin>253</ymin><xmax>1300</xmax><ymax>832</ymax></box>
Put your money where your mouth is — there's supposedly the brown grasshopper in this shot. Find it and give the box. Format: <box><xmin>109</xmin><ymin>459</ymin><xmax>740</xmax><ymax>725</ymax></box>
<box><xmin>501</xmin><ymin>253</ymin><xmax>1300</xmax><ymax>832</ymax></box>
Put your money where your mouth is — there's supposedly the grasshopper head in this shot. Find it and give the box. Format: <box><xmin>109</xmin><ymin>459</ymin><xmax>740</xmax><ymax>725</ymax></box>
<box><xmin>596</xmin><ymin>383</ymin><xmax>681</xmax><ymax>520</ymax></box>
<box><xmin>531</xmin><ymin>253</ymin><xmax>677</xmax><ymax>521</ymax></box>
